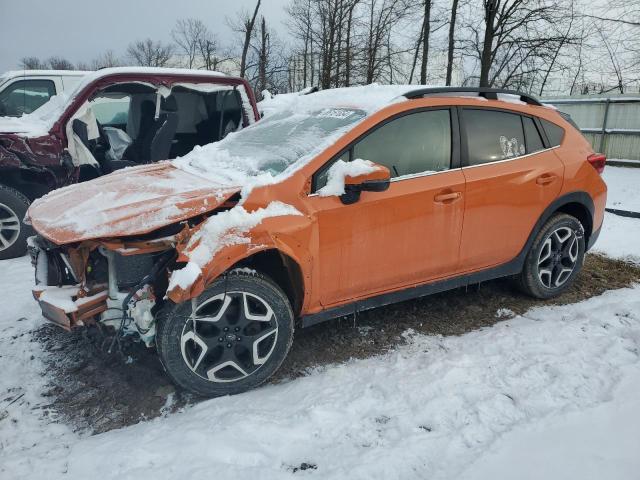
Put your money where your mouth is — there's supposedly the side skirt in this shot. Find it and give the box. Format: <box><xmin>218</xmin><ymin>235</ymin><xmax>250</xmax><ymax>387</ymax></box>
<box><xmin>301</xmin><ymin>258</ymin><xmax>522</xmax><ymax>328</ymax></box>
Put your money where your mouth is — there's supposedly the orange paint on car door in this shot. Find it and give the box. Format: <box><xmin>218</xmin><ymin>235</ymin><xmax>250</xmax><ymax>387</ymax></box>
<box><xmin>307</xmin><ymin>169</ymin><xmax>466</xmax><ymax>307</ymax></box>
<box><xmin>459</xmin><ymin>150</ymin><xmax>564</xmax><ymax>270</ymax></box>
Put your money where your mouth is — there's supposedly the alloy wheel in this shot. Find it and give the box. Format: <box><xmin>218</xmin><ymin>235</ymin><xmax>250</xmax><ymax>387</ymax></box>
<box><xmin>180</xmin><ymin>291</ymin><xmax>279</xmax><ymax>383</ymax></box>
<box><xmin>537</xmin><ymin>226</ymin><xmax>579</xmax><ymax>289</ymax></box>
<box><xmin>0</xmin><ymin>202</ymin><xmax>20</xmax><ymax>251</ymax></box>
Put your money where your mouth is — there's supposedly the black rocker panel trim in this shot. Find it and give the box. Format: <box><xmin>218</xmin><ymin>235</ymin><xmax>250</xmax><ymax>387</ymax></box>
<box><xmin>301</xmin><ymin>191</ymin><xmax>596</xmax><ymax>328</ymax></box>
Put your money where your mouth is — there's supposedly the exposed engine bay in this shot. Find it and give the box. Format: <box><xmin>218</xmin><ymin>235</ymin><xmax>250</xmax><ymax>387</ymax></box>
<box><xmin>29</xmin><ymin>232</ymin><xmax>180</xmax><ymax>347</ymax></box>
<box><xmin>22</xmin><ymin>177</ymin><xmax>243</xmax><ymax>348</ymax></box>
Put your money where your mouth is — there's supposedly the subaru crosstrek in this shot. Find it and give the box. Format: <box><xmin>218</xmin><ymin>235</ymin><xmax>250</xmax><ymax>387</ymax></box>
<box><xmin>26</xmin><ymin>86</ymin><xmax>607</xmax><ymax>397</ymax></box>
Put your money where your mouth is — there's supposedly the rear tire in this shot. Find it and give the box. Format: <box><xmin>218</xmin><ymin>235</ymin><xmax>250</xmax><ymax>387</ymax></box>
<box><xmin>0</xmin><ymin>184</ymin><xmax>32</xmax><ymax>260</ymax></box>
<box><xmin>517</xmin><ymin>213</ymin><xmax>585</xmax><ymax>299</ymax></box>
<box><xmin>156</xmin><ymin>270</ymin><xmax>294</xmax><ymax>397</ymax></box>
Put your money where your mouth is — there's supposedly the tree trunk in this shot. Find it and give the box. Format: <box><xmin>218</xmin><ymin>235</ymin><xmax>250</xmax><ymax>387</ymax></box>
<box><xmin>445</xmin><ymin>0</ymin><xmax>459</xmax><ymax>86</ymax></box>
<box><xmin>409</xmin><ymin>20</ymin><xmax>425</xmax><ymax>83</ymax></box>
<box><xmin>419</xmin><ymin>0</ymin><xmax>431</xmax><ymax>84</ymax></box>
<box><xmin>479</xmin><ymin>0</ymin><xmax>497</xmax><ymax>87</ymax></box>
<box><xmin>345</xmin><ymin>4</ymin><xmax>354</xmax><ymax>86</ymax></box>
<box><xmin>240</xmin><ymin>0</ymin><xmax>261</xmax><ymax>78</ymax></box>
<box><xmin>258</xmin><ymin>17</ymin><xmax>268</xmax><ymax>95</ymax></box>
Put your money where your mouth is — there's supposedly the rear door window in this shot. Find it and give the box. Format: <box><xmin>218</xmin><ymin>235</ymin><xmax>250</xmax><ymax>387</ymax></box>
<box><xmin>463</xmin><ymin>109</ymin><xmax>526</xmax><ymax>165</ymax></box>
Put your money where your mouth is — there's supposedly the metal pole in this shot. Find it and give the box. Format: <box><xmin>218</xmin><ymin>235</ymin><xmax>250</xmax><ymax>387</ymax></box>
<box><xmin>600</xmin><ymin>98</ymin><xmax>611</xmax><ymax>153</ymax></box>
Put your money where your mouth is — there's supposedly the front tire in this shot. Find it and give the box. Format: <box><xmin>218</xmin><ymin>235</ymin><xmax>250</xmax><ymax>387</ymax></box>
<box><xmin>0</xmin><ymin>184</ymin><xmax>32</xmax><ymax>260</ymax></box>
<box><xmin>518</xmin><ymin>213</ymin><xmax>585</xmax><ymax>299</ymax></box>
<box><xmin>156</xmin><ymin>270</ymin><xmax>294</xmax><ymax>397</ymax></box>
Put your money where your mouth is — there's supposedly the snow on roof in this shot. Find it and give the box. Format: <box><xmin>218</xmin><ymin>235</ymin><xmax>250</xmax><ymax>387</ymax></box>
<box><xmin>258</xmin><ymin>84</ymin><xmax>420</xmax><ymax>117</ymax></box>
<box><xmin>0</xmin><ymin>70</ymin><xmax>90</xmax><ymax>82</ymax></box>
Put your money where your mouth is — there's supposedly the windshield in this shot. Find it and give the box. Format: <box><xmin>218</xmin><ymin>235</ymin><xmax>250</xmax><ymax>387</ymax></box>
<box><xmin>174</xmin><ymin>107</ymin><xmax>367</xmax><ymax>181</ymax></box>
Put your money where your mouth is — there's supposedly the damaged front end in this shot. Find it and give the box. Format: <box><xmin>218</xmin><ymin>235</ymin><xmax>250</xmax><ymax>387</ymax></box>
<box><xmin>29</xmin><ymin>232</ymin><xmax>181</xmax><ymax>347</ymax></box>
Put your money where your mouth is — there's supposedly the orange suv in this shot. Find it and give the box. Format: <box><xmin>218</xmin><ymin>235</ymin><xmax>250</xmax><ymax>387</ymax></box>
<box><xmin>26</xmin><ymin>86</ymin><xmax>607</xmax><ymax>397</ymax></box>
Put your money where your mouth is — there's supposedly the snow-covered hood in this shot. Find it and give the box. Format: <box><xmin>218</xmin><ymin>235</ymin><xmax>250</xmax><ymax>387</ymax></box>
<box><xmin>28</xmin><ymin>162</ymin><xmax>240</xmax><ymax>244</ymax></box>
<box><xmin>0</xmin><ymin>93</ymin><xmax>70</xmax><ymax>136</ymax></box>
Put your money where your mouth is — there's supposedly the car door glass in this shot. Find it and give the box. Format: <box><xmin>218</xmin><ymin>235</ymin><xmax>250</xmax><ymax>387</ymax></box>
<box><xmin>0</xmin><ymin>79</ymin><xmax>56</xmax><ymax>116</ymax></box>
<box><xmin>540</xmin><ymin>119</ymin><xmax>565</xmax><ymax>146</ymax></box>
<box><xmin>522</xmin><ymin>116</ymin><xmax>545</xmax><ymax>153</ymax></box>
<box><xmin>91</xmin><ymin>96</ymin><xmax>131</xmax><ymax>127</ymax></box>
<box><xmin>352</xmin><ymin>109</ymin><xmax>451</xmax><ymax>178</ymax></box>
<box><xmin>464</xmin><ymin>109</ymin><xmax>526</xmax><ymax>165</ymax></box>
<box><xmin>313</xmin><ymin>154</ymin><xmax>348</xmax><ymax>192</ymax></box>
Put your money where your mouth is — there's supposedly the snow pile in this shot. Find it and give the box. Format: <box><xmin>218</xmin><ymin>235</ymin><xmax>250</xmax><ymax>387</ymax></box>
<box><xmin>0</xmin><ymin>259</ymin><xmax>76</xmax><ymax>478</ymax></box>
<box><xmin>257</xmin><ymin>84</ymin><xmax>414</xmax><ymax>118</ymax></box>
<box><xmin>460</xmin><ymin>365</ymin><xmax>640</xmax><ymax>480</ymax></box>
<box><xmin>38</xmin><ymin>286</ymin><xmax>81</xmax><ymax>313</ymax></box>
<box><xmin>3</xmin><ymin>276</ymin><xmax>640</xmax><ymax>479</ymax></box>
<box><xmin>317</xmin><ymin>158</ymin><xmax>379</xmax><ymax>196</ymax></box>
<box><xmin>603</xmin><ymin>166</ymin><xmax>640</xmax><ymax>212</ymax></box>
<box><xmin>168</xmin><ymin>201</ymin><xmax>303</xmax><ymax>292</ymax></box>
<box><xmin>0</xmin><ymin>92</ymin><xmax>70</xmax><ymax>136</ymax></box>
<box><xmin>593</xmin><ymin>212</ymin><xmax>640</xmax><ymax>263</ymax></box>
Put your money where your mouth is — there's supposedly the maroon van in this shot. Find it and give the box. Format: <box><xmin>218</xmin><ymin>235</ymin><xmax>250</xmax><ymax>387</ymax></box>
<box><xmin>0</xmin><ymin>67</ymin><xmax>260</xmax><ymax>259</ymax></box>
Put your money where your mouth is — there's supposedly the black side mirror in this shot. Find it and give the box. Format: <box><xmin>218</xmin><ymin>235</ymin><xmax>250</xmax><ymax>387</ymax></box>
<box><xmin>360</xmin><ymin>179</ymin><xmax>390</xmax><ymax>192</ymax></box>
<box><xmin>340</xmin><ymin>179</ymin><xmax>390</xmax><ymax>205</ymax></box>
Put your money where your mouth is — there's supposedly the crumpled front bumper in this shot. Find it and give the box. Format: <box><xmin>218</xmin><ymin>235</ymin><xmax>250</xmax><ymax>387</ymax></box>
<box><xmin>28</xmin><ymin>237</ymin><xmax>109</xmax><ymax>330</ymax></box>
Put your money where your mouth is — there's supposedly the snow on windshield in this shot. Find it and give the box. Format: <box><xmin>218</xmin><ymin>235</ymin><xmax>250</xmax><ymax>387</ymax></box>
<box><xmin>173</xmin><ymin>84</ymin><xmax>415</xmax><ymax>193</ymax></box>
<box><xmin>173</xmin><ymin>107</ymin><xmax>367</xmax><ymax>188</ymax></box>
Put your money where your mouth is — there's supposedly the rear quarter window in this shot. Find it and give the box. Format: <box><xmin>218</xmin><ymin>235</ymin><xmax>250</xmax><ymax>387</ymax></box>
<box><xmin>540</xmin><ymin>119</ymin><xmax>565</xmax><ymax>147</ymax></box>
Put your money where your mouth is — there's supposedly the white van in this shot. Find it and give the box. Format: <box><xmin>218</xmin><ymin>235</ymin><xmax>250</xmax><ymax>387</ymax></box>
<box><xmin>0</xmin><ymin>70</ymin><xmax>89</xmax><ymax>117</ymax></box>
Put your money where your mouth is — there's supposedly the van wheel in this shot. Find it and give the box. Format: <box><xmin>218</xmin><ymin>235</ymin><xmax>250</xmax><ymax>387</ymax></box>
<box><xmin>518</xmin><ymin>213</ymin><xmax>585</xmax><ymax>299</ymax></box>
<box><xmin>0</xmin><ymin>185</ymin><xmax>32</xmax><ymax>260</ymax></box>
<box><xmin>156</xmin><ymin>270</ymin><xmax>294</xmax><ymax>397</ymax></box>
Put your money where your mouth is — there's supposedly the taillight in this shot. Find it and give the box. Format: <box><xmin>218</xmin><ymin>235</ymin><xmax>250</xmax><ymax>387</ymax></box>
<box><xmin>587</xmin><ymin>153</ymin><xmax>606</xmax><ymax>174</ymax></box>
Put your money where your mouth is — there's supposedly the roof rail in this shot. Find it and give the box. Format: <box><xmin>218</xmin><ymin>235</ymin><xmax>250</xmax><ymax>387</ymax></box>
<box><xmin>403</xmin><ymin>87</ymin><xmax>543</xmax><ymax>106</ymax></box>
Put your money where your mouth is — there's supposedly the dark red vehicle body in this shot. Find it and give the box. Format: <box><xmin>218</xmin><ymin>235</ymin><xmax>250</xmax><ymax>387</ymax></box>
<box><xmin>0</xmin><ymin>68</ymin><xmax>259</xmax><ymax>259</ymax></box>
<box><xmin>0</xmin><ymin>70</ymin><xmax>259</xmax><ymax>198</ymax></box>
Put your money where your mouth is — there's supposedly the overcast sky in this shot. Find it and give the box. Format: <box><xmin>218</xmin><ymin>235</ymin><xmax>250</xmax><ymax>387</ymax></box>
<box><xmin>0</xmin><ymin>0</ymin><xmax>290</xmax><ymax>72</ymax></box>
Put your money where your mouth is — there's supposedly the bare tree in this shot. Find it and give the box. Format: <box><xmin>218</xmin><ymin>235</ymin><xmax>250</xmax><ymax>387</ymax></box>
<box><xmin>20</xmin><ymin>57</ymin><xmax>47</xmax><ymax>69</ymax></box>
<box><xmin>246</xmin><ymin>16</ymin><xmax>290</xmax><ymax>96</ymax></box>
<box><xmin>462</xmin><ymin>0</ymin><xmax>577</xmax><ymax>88</ymax></box>
<box><xmin>229</xmin><ymin>0</ymin><xmax>262</xmax><ymax>78</ymax></box>
<box><xmin>91</xmin><ymin>50</ymin><xmax>120</xmax><ymax>70</ymax></box>
<box><xmin>362</xmin><ymin>0</ymin><xmax>408</xmax><ymax>84</ymax></box>
<box><xmin>446</xmin><ymin>0</ymin><xmax>460</xmax><ymax>85</ymax></box>
<box><xmin>172</xmin><ymin>18</ymin><xmax>208</xmax><ymax>68</ymax></box>
<box><xmin>126</xmin><ymin>39</ymin><xmax>174</xmax><ymax>67</ymax></box>
<box><xmin>419</xmin><ymin>0</ymin><xmax>432</xmax><ymax>84</ymax></box>
<box><xmin>47</xmin><ymin>56</ymin><xmax>75</xmax><ymax>70</ymax></box>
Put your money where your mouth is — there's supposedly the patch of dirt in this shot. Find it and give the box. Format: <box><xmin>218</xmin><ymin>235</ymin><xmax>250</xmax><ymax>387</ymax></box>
<box><xmin>34</xmin><ymin>254</ymin><xmax>640</xmax><ymax>434</ymax></box>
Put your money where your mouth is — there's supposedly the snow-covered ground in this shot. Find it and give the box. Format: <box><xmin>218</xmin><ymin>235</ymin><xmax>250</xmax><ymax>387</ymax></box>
<box><xmin>1</xmin><ymin>168</ymin><xmax>639</xmax><ymax>480</ymax></box>
<box><xmin>603</xmin><ymin>165</ymin><xmax>640</xmax><ymax>212</ymax></box>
